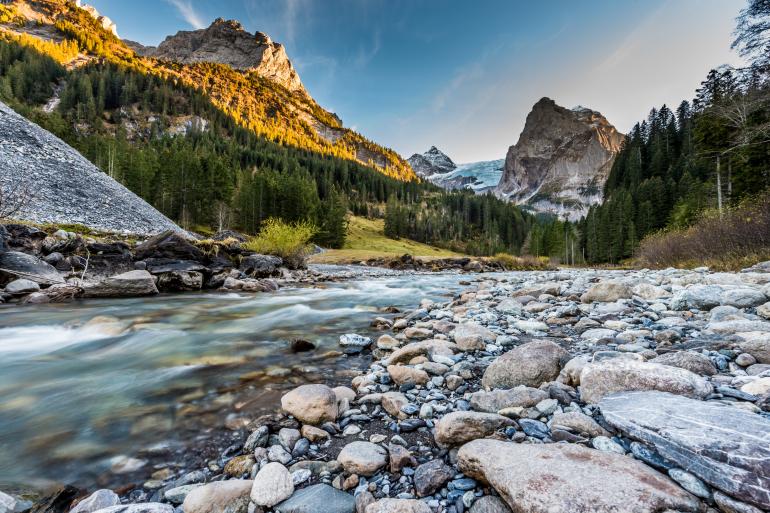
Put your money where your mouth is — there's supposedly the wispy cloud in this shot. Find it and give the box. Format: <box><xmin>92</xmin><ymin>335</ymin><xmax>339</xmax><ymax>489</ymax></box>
<box><xmin>353</xmin><ymin>29</ymin><xmax>381</xmax><ymax>68</ymax></box>
<box><xmin>165</xmin><ymin>0</ymin><xmax>206</xmax><ymax>29</ymax></box>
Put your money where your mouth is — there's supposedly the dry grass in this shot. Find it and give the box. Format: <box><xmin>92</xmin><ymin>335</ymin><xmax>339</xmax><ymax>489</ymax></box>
<box><xmin>487</xmin><ymin>253</ymin><xmax>553</xmax><ymax>271</ymax></box>
<box><xmin>636</xmin><ymin>192</ymin><xmax>770</xmax><ymax>271</ymax></box>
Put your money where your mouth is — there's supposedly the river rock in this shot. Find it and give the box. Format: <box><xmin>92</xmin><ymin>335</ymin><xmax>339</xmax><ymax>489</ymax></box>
<box><xmin>250</xmin><ymin>462</ymin><xmax>293</xmax><ymax>507</ymax></box>
<box><xmin>156</xmin><ymin>271</ymin><xmax>203</xmax><ymax>291</ymax></box>
<box><xmin>0</xmin><ymin>251</ymin><xmax>64</xmax><ymax>285</ymax></box>
<box><xmin>365</xmin><ymin>499</ymin><xmax>430</xmax><ymax>513</ymax></box>
<box><xmin>737</xmin><ymin>335</ymin><xmax>770</xmax><ymax>364</ymax></box>
<box><xmin>182</xmin><ymin>480</ymin><xmax>252</xmax><ymax>513</ymax></box>
<box><xmin>5</xmin><ymin>278</ymin><xmax>40</xmax><ymax>294</ymax></box>
<box><xmin>239</xmin><ymin>254</ymin><xmax>282</xmax><ymax>277</ymax></box>
<box><xmin>469</xmin><ymin>496</ymin><xmax>511</xmax><ymax>513</ymax></box>
<box><xmin>413</xmin><ymin>459</ymin><xmax>453</xmax><ymax>497</ymax></box>
<box><xmin>469</xmin><ymin>386</ymin><xmax>548</xmax><ymax>413</ymax></box>
<box><xmin>82</xmin><ymin>270</ymin><xmax>159</xmax><ymax>298</ymax></box>
<box><xmin>495</xmin><ymin>298</ymin><xmax>522</xmax><ymax>315</ymax></box>
<box><xmin>579</xmin><ymin>358</ymin><xmax>712</xmax><ymax>403</ymax></box>
<box><xmin>650</xmin><ymin>351</ymin><xmax>717</xmax><ymax>376</ymax></box>
<box><xmin>134</xmin><ymin>230</ymin><xmax>201</xmax><ymax>261</ymax></box>
<box><xmin>481</xmin><ymin>340</ymin><xmax>568</xmax><ymax>389</ymax></box>
<box><xmin>550</xmin><ymin>411</ymin><xmax>609</xmax><ymax>437</ymax></box>
<box><xmin>91</xmin><ymin>505</ymin><xmax>173</xmax><ymax>513</ymax></box>
<box><xmin>670</xmin><ymin>285</ymin><xmax>723</xmax><ymax>311</ymax></box>
<box><xmin>600</xmin><ymin>391</ymin><xmax>770</xmax><ymax>509</ymax></box>
<box><xmin>387</xmin><ymin>365</ymin><xmax>429</xmax><ymax>386</ymax></box>
<box><xmin>339</xmin><ymin>333</ymin><xmax>372</xmax><ymax>348</ymax></box>
<box><xmin>434</xmin><ymin>411</ymin><xmax>513</xmax><ymax>447</ymax></box>
<box><xmin>274</xmin><ymin>484</ymin><xmax>355</xmax><ymax>513</ymax></box>
<box><xmin>741</xmin><ymin>377</ymin><xmax>770</xmax><ymax>395</ymax></box>
<box><xmin>386</xmin><ymin>340</ymin><xmax>456</xmax><ymax>365</ymax></box>
<box><xmin>714</xmin><ymin>491</ymin><xmax>765</xmax><ymax>513</ymax></box>
<box><xmin>69</xmin><ymin>491</ymin><xmax>120</xmax><ymax>513</ymax></box>
<box><xmin>381</xmin><ymin>391</ymin><xmax>409</xmax><ymax>418</ymax></box>
<box><xmin>453</xmin><ymin>323</ymin><xmax>496</xmax><ymax>351</ymax></box>
<box><xmin>721</xmin><ymin>288</ymin><xmax>767</xmax><ymax>308</ymax></box>
<box><xmin>581</xmin><ymin>281</ymin><xmax>632</xmax><ymax>303</ymax></box>
<box><xmin>281</xmin><ymin>384</ymin><xmax>338</xmax><ymax>425</ymax></box>
<box><xmin>337</xmin><ymin>441</ymin><xmax>387</xmax><ymax>476</ymax></box>
<box><xmin>757</xmin><ymin>302</ymin><xmax>770</xmax><ymax>320</ymax></box>
<box><xmin>457</xmin><ymin>439</ymin><xmax>703</xmax><ymax>513</ymax></box>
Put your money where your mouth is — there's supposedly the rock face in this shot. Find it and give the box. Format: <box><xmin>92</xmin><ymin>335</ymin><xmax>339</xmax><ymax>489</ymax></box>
<box><xmin>406</xmin><ymin>146</ymin><xmax>456</xmax><ymax>177</ymax></box>
<box><xmin>579</xmin><ymin>358</ymin><xmax>713</xmax><ymax>404</ymax></box>
<box><xmin>0</xmin><ymin>101</ymin><xmax>183</xmax><ymax>235</ymax></box>
<box><xmin>457</xmin><ymin>439</ymin><xmax>703</xmax><ymax>513</ymax></box>
<box><xmin>136</xmin><ymin>19</ymin><xmax>304</xmax><ymax>94</ymax></box>
<box><xmin>600</xmin><ymin>391</ymin><xmax>770</xmax><ymax>510</ymax></box>
<box><xmin>81</xmin><ymin>270</ymin><xmax>159</xmax><ymax>298</ymax></box>
<box><xmin>497</xmin><ymin>97</ymin><xmax>624</xmax><ymax>221</ymax></box>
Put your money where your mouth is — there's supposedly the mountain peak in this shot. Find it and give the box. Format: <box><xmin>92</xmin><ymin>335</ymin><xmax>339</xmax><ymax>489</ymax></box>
<box><xmin>498</xmin><ymin>98</ymin><xmax>625</xmax><ymax>220</ymax></box>
<box><xmin>407</xmin><ymin>147</ymin><xmax>456</xmax><ymax>178</ymax></box>
<box><xmin>134</xmin><ymin>18</ymin><xmax>303</xmax><ymax>93</ymax></box>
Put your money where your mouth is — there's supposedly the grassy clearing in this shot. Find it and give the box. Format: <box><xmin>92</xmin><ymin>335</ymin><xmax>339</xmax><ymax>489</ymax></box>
<box><xmin>309</xmin><ymin>216</ymin><xmax>465</xmax><ymax>264</ymax></box>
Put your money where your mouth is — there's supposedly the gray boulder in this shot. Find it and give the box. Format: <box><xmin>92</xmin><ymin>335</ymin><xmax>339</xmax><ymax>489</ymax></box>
<box><xmin>0</xmin><ymin>251</ymin><xmax>63</xmax><ymax>285</ymax></box>
<box><xmin>650</xmin><ymin>351</ymin><xmax>717</xmax><ymax>376</ymax></box>
<box><xmin>70</xmin><ymin>490</ymin><xmax>120</xmax><ymax>513</ymax></box>
<box><xmin>579</xmin><ymin>358</ymin><xmax>712</xmax><ymax>404</ymax></box>
<box><xmin>670</xmin><ymin>285</ymin><xmax>722</xmax><ymax>311</ymax></box>
<box><xmin>600</xmin><ymin>391</ymin><xmax>770</xmax><ymax>510</ymax></box>
<box><xmin>82</xmin><ymin>270</ymin><xmax>159</xmax><ymax>298</ymax></box>
<box><xmin>469</xmin><ymin>386</ymin><xmax>548</xmax><ymax>413</ymax></box>
<box><xmin>581</xmin><ymin>281</ymin><xmax>632</xmax><ymax>303</ymax></box>
<box><xmin>240</xmin><ymin>254</ymin><xmax>282</xmax><ymax>277</ymax></box>
<box><xmin>4</xmin><ymin>278</ymin><xmax>40</xmax><ymax>295</ymax></box>
<box><xmin>275</xmin><ymin>484</ymin><xmax>355</xmax><ymax>513</ymax></box>
<box><xmin>434</xmin><ymin>411</ymin><xmax>514</xmax><ymax>447</ymax></box>
<box><xmin>482</xmin><ymin>340</ymin><xmax>568</xmax><ymax>389</ymax></box>
<box><xmin>457</xmin><ymin>439</ymin><xmax>703</xmax><ymax>513</ymax></box>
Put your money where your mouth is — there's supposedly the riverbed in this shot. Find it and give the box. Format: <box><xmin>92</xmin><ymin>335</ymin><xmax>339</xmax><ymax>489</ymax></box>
<box><xmin>0</xmin><ymin>266</ymin><xmax>477</xmax><ymax>490</ymax></box>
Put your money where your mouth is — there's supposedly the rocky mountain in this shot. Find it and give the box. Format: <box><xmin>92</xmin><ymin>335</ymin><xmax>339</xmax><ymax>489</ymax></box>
<box><xmin>0</xmin><ymin>100</ymin><xmax>183</xmax><ymax>234</ymax></box>
<box><xmin>0</xmin><ymin>0</ymin><xmax>414</xmax><ymax>181</ymax></box>
<box><xmin>430</xmin><ymin>159</ymin><xmax>505</xmax><ymax>193</ymax></box>
<box><xmin>407</xmin><ymin>146</ymin><xmax>456</xmax><ymax>177</ymax></box>
<box><xmin>129</xmin><ymin>18</ymin><xmax>304</xmax><ymax>95</ymax></box>
<box><xmin>497</xmin><ymin>97</ymin><xmax>624</xmax><ymax>220</ymax></box>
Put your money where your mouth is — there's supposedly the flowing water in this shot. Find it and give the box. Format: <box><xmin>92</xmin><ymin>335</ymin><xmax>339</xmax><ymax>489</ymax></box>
<box><xmin>0</xmin><ymin>266</ymin><xmax>478</xmax><ymax>490</ymax></box>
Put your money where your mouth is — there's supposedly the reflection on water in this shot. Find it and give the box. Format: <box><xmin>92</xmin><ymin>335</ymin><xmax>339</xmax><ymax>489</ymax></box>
<box><xmin>0</xmin><ymin>266</ymin><xmax>476</xmax><ymax>488</ymax></box>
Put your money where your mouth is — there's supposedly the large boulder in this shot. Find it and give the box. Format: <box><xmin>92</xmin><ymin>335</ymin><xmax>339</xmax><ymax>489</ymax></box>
<box><xmin>469</xmin><ymin>386</ymin><xmax>549</xmax><ymax>413</ymax></box>
<box><xmin>434</xmin><ymin>411</ymin><xmax>514</xmax><ymax>447</ymax></box>
<box><xmin>457</xmin><ymin>440</ymin><xmax>703</xmax><ymax>513</ymax></box>
<box><xmin>134</xmin><ymin>230</ymin><xmax>201</xmax><ymax>261</ymax></box>
<box><xmin>182</xmin><ymin>480</ymin><xmax>251</xmax><ymax>513</ymax></box>
<box><xmin>721</xmin><ymin>288</ymin><xmax>767</xmax><ymax>308</ymax></box>
<box><xmin>0</xmin><ymin>251</ymin><xmax>64</xmax><ymax>286</ymax></box>
<box><xmin>600</xmin><ymin>391</ymin><xmax>770</xmax><ymax>510</ymax></box>
<box><xmin>274</xmin><ymin>484</ymin><xmax>355</xmax><ymax>513</ymax></box>
<box><xmin>281</xmin><ymin>384</ymin><xmax>338</xmax><ymax>425</ymax></box>
<box><xmin>82</xmin><ymin>270</ymin><xmax>159</xmax><ymax>298</ymax></box>
<box><xmin>670</xmin><ymin>285</ymin><xmax>722</xmax><ymax>311</ymax></box>
<box><xmin>581</xmin><ymin>281</ymin><xmax>632</xmax><ymax>303</ymax></box>
<box><xmin>239</xmin><ymin>254</ymin><xmax>282</xmax><ymax>277</ymax></box>
<box><xmin>481</xmin><ymin>341</ymin><xmax>568</xmax><ymax>390</ymax></box>
<box><xmin>579</xmin><ymin>358</ymin><xmax>713</xmax><ymax>404</ymax></box>
<box><xmin>649</xmin><ymin>351</ymin><xmax>717</xmax><ymax>376</ymax></box>
<box><xmin>337</xmin><ymin>441</ymin><xmax>387</xmax><ymax>476</ymax></box>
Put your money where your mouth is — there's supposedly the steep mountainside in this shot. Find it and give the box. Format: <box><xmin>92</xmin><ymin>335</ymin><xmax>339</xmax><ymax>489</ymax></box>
<box><xmin>497</xmin><ymin>97</ymin><xmax>624</xmax><ymax>220</ymax></box>
<box><xmin>407</xmin><ymin>146</ymin><xmax>456</xmax><ymax>177</ymax></box>
<box><xmin>0</xmin><ymin>100</ymin><xmax>182</xmax><ymax>234</ymax></box>
<box><xmin>0</xmin><ymin>0</ymin><xmax>414</xmax><ymax>181</ymax></box>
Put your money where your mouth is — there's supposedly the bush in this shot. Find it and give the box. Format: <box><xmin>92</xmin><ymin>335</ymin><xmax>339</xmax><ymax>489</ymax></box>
<box><xmin>488</xmin><ymin>253</ymin><xmax>553</xmax><ymax>271</ymax></box>
<box><xmin>636</xmin><ymin>192</ymin><xmax>770</xmax><ymax>270</ymax></box>
<box><xmin>244</xmin><ymin>218</ymin><xmax>317</xmax><ymax>269</ymax></box>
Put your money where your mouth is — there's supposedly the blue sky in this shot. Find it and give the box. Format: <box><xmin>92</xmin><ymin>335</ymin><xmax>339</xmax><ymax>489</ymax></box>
<box><xmin>91</xmin><ymin>0</ymin><xmax>745</xmax><ymax>162</ymax></box>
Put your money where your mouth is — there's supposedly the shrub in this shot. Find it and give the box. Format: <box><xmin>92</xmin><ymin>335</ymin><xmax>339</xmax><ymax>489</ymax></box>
<box><xmin>244</xmin><ymin>218</ymin><xmax>317</xmax><ymax>269</ymax></box>
<box><xmin>636</xmin><ymin>192</ymin><xmax>770</xmax><ymax>270</ymax></box>
<box><xmin>488</xmin><ymin>253</ymin><xmax>553</xmax><ymax>271</ymax></box>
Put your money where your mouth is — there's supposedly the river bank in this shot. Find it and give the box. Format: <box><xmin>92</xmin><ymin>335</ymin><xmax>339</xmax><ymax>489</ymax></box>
<box><xmin>3</xmin><ymin>263</ymin><xmax>770</xmax><ymax>513</ymax></box>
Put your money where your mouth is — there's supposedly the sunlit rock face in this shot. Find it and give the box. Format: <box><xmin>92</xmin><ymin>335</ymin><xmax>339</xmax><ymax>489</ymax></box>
<box><xmin>133</xmin><ymin>18</ymin><xmax>305</xmax><ymax>94</ymax></box>
<box><xmin>497</xmin><ymin>97</ymin><xmax>624</xmax><ymax>221</ymax></box>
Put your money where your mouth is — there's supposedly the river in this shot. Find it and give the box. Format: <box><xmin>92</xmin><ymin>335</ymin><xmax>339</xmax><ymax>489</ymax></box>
<box><xmin>0</xmin><ymin>266</ymin><xmax>477</xmax><ymax>490</ymax></box>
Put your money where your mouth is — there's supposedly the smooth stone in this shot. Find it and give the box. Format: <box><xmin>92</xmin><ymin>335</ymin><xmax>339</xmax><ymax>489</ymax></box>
<box><xmin>70</xmin><ymin>491</ymin><xmax>120</xmax><ymax>513</ymax></box>
<box><xmin>550</xmin><ymin>411</ymin><xmax>609</xmax><ymax>437</ymax></box>
<box><xmin>413</xmin><ymin>459</ymin><xmax>453</xmax><ymax>497</ymax></box>
<box><xmin>250</xmin><ymin>462</ymin><xmax>293</xmax><ymax>507</ymax></box>
<box><xmin>82</xmin><ymin>270</ymin><xmax>158</xmax><ymax>297</ymax></box>
<box><xmin>457</xmin><ymin>440</ymin><xmax>703</xmax><ymax>513</ymax></box>
<box><xmin>469</xmin><ymin>386</ymin><xmax>548</xmax><ymax>413</ymax></box>
<box><xmin>91</xmin><ymin>505</ymin><xmax>173</xmax><ymax>513</ymax></box>
<box><xmin>650</xmin><ymin>351</ymin><xmax>717</xmax><ymax>376</ymax></box>
<box><xmin>434</xmin><ymin>411</ymin><xmax>513</xmax><ymax>447</ymax></box>
<box><xmin>387</xmin><ymin>365</ymin><xmax>429</xmax><ymax>386</ymax></box>
<box><xmin>581</xmin><ymin>282</ymin><xmax>632</xmax><ymax>303</ymax></box>
<box><xmin>668</xmin><ymin>468</ymin><xmax>712</xmax><ymax>499</ymax></box>
<box><xmin>579</xmin><ymin>358</ymin><xmax>712</xmax><ymax>403</ymax></box>
<box><xmin>364</xmin><ymin>499</ymin><xmax>430</xmax><ymax>513</ymax></box>
<box><xmin>5</xmin><ymin>278</ymin><xmax>40</xmax><ymax>295</ymax></box>
<box><xmin>481</xmin><ymin>340</ymin><xmax>568</xmax><ymax>389</ymax></box>
<box><xmin>275</xmin><ymin>484</ymin><xmax>355</xmax><ymax>513</ymax></box>
<box><xmin>281</xmin><ymin>384</ymin><xmax>338</xmax><ymax>425</ymax></box>
<box><xmin>182</xmin><ymin>481</ymin><xmax>252</xmax><ymax>513</ymax></box>
<box><xmin>337</xmin><ymin>442</ymin><xmax>387</xmax><ymax>476</ymax></box>
<box><xmin>469</xmin><ymin>496</ymin><xmax>511</xmax><ymax>513</ymax></box>
<box><xmin>600</xmin><ymin>391</ymin><xmax>770</xmax><ymax>509</ymax></box>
